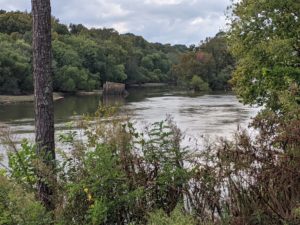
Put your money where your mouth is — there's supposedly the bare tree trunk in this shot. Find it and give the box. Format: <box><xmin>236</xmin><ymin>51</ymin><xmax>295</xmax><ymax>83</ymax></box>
<box><xmin>32</xmin><ymin>0</ymin><xmax>55</xmax><ymax>210</ymax></box>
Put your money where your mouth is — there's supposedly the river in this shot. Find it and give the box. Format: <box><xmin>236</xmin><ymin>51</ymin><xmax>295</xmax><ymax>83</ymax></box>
<box><xmin>0</xmin><ymin>86</ymin><xmax>259</xmax><ymax>152</ymax></box>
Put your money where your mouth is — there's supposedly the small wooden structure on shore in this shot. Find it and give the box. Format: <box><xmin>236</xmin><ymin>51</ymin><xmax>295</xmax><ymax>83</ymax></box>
<box><xmin>103</xmin><ymin>82</ymin><xmax>127</xmax><ymax>95</ymax></box>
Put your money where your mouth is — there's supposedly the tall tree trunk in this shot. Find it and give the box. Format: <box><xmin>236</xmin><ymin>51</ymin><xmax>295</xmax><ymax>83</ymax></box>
<box><xmin>32</xmin><ymin>0</ymin><xmax>55</xmax><ymax>210</ymax></box>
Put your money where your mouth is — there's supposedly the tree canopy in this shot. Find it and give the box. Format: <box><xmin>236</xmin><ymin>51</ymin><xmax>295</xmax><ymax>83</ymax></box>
<box><xmin>0</xmin><ymin>11</ymin><xmax>188</xmax><ymax>94</ymax></box>
<box><xmin>228</xmin><ymin>0</ymin><xmax>300</xmax><ymax>109</ymax></box>
<box><xmin>0</xmin><ymin>11</ymin><xmax>235</xmax><ymax>94</ymax></box>
<box><xmin>171</xmin><ymin>32</ymin><xmax>235</xmax><ymax>91</ymax></box>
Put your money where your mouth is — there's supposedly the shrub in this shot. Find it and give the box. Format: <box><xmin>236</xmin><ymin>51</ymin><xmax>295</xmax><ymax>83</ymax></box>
<box><xmin>186</xmin><ymin>108</ymin><xmax>300</xmax><ymax>225</ymax></box>
<box><xmin>0</xmin><ymin>175</ymin><xmax>51</xmax><ymax>225</ymax></box>
<box><xmin>54</xmin><ymin>109</ymin><xmax>191</xmax><ymax>224</ymax></box>
<box><xmin>191</xmin><ymin>75</ymin><xmax>210</xmax><ymax>92</ymax></box>
<box><xmin>148</xmin><ymin>205</ymin><xmax>196</xmax><ymax>225</ymax></box>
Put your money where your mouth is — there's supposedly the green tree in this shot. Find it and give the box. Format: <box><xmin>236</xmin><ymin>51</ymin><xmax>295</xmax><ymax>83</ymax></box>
<box><xmin>171</xmin><ymin>32</ymin><xmax>234</xmax><ymax>90</ymax></box>
<box><xmin>112</xmin><ymin>64</ymin><xmax>127</xmax><ymax>82</ymax></box>
<box><xmin>228</xmin><ymin>0</ymin><xmax>300</xmax><ymax>109</ymax></box>
<box><xmin>0</xmin><ymin>11</ymin><xmax>189</xmax><ymax>93</ymax></box>
<box><xmin>52</xmin><ymin>40</ymin><xmax>81</xmax><ymax>67</ymax></box>
<box><xmin>0</xmin><ymin>11</ymin><xmax>32</xmax><ymax>35</ymax></box>
<box><xmin>54</xmin><ymin>65</ymin><xmax>96</xmax><ymax>92</ymax></box>
<box><xmin>0</xmin><ymin>34</ymin><xmax>32</xmax><ymax>94</ymax></box>
<box><xmin>190</xmin><ymin>75</ymin><xmax>210</xmax><ymax>92</ymax></box>
<box><xmin>52</xmin><ymin>18</ymin><xmax>69</xmax><ymax>35</ymax></box>
<box><xmin>141</xmin><ymin>56</ymin><xmax>154</xmax><ymax>70</ymax></box>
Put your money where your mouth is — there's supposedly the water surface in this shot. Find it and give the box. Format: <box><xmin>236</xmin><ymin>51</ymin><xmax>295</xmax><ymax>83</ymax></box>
<box><xmin>0</xmin><ymin>87</ymin><xmax>258</xmax><ymax>147</ymax></box>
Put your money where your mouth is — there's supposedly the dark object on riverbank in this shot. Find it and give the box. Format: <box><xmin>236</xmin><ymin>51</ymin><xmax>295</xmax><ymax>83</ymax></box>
<box><xmin>103</xmin><ymin>82</ymin><xmax>127</xmax><ymax>95</ymax></box>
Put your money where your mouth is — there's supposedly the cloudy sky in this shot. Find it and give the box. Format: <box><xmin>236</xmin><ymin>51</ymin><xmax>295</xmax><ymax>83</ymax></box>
<box><xmin>0</xmin><ymin>0</ymin><xmax>231</xmax><ymax>45</ymax></box>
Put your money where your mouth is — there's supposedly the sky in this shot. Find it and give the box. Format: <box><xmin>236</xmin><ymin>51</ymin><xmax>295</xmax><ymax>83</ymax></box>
<box><xmin>0</xmin><ymin>0</ymin><xmax>231</xmax><ymax>45</ymax></box>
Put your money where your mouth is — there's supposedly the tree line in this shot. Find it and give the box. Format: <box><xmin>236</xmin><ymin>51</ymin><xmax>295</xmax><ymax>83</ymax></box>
<box><xmin>0</xmin><ymin>10</ymin><xmax>233</xmax><ymax>95</ymax></box>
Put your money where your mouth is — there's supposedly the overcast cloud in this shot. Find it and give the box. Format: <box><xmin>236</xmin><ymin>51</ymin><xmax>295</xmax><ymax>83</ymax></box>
<box><xmin>0</xmin><ymin>0</ymin><xmax>231</xmax><ymax>45</ymax></box>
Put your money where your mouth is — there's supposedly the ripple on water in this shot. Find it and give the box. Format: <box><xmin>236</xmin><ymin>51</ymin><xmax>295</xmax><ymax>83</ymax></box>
<box><xmin>0</xmin><ymin>92</ymin><xmax>259</xmax><ymax>156</ymax></box>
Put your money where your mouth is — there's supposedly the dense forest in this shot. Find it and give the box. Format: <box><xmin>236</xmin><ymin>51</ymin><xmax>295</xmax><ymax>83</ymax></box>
<box><xmin>171</xmin><ymin>32</ymin><xmax>235</xmax><ymax>91</ymax></box>
<box><xmin>0</xmin><ymin>10</ymin><xmax>233</xmax><ymax>94</ymax></box>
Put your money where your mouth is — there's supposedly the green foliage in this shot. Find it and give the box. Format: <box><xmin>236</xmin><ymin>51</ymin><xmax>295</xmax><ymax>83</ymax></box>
<box><xmin>110</xmin><ymin>64</ymin><xmax>127</xmax><ymax>82</ymax></box>
<box><xmin>54</xmin><ymin>65</ymin><xmax>96</xmax><ymax>92</ymax></box>
<box><xmin>190</xmin><ymin>75</ymin><xmax>210</xmax><ymax>92</ymax></box>
<box><xmin>0</xmin><ymin>11</ymin><xmax>31</xmax><ymax>35</ymax></box>
<box><xmin>228</xmin><ymin>0</ymin><xmax>300</xmax><ymax>109</ymax></box>
<box><xmin>8</xmin><ymin>139</ymin><xmax>37</xmax><ymax>189</ymax></box>
<box><xmin>0</xmin><ymin>11</ymin><xmax>234</xmax><ymax>94</ymax></box>
<box><xmin>0</xmin><ymin>175</ymin><xmax>51</xmax><ymax>225</ymax></box>
<box><xmin>148</xmin><ymin>205</ymin><xmax>196</xmax><ymax>225</ymax></box>
<box><xmin>0</xmin><ymin>33</ymin><xmax>32</xmax><ymax>94</ymax></box>
<box><xmin>0</xmin><ymin>11</ymin><xmax>189</xmax><ymax>94</ymax></box>
<box><xmin>172</xmin><ymin>32</ymin><xmax>234</xmax><ymax>91</ymax></box>
<box><xmin>52</xmin><ymin>40</ymin><xmax>81</xmax><ymax>68</ymax></box>
<box><xmin>52</xmin><ymin>19</ymin><xmax>69</xmax><ymax>35</ymax></box>
<box><xmin>55</xmin><ymin>113</ymin><xmax>191</xmax><ymax>224</ymax></box>
<box><xmin>141</xmin><ymin>56</ymin><xmax>154</xmax><ymax>70</ymax></box>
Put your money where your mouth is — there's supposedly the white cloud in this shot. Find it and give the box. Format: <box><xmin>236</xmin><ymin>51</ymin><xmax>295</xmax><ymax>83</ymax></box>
<box><xmin>144</xmin><ymin>0</ymin><xmax>183</xmax><ymax>5</ymax></box>
<box><xmin>111</xmin><ymin>22</ymin><xmax>129</xmax><ymax>33</ymax></box>
<box><xmin>0</xmin><ymin>0</ymin><xmax>30</xmax><ymax>11</ymax></box>
<box><xmin>191</xmin><ymin>17</ymin><xmax>205</xmax><ymax>25</ymax></box>
<box><xmin>0</xmin><ymin>0</ymin><xmax>232</xmax><ymax>45</ymax></box>
<box><xmin>100</xmin><ymin>2</ymin><xmax>130</xmax><ymax>18</ymax></box>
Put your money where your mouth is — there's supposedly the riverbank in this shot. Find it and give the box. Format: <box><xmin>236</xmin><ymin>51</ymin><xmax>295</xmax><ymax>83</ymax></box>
<box><xmin>0</xmin><ymin>90</ymin><xmax>106</xmax><ymax>105</ymax></box>
<box><xmin>126</xmin><ymin>83</ymin><xmax>169</xmax><ymax>87</ymax></box>
<box><xmin>0</xmin><ymin>92</ymin><xmax>64</xmax><ymax>105</ymax></box>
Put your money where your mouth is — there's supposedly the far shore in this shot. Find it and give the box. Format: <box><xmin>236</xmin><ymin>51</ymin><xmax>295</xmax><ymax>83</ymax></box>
<box><xmin>75</xmin><ymin>90</ymin><xmax>103</xmax><ymax>96</ymax></box>
<box><xmin>0</xmin><ymin>84</ymin><xmax>171</xmax><ymax>104</ymax></box>
<box><xmin>0</xmin><ymin>89</ymin><xmax>107</xmax><ymax>105</ymax></box>
<box><xmin>0</xmin><ymin>92</ymin><xmax>64</xmax><ymax>105</ymax></box>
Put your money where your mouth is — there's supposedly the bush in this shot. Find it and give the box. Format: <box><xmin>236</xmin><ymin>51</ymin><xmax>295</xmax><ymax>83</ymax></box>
<box><xmin>148</xmin><ymin>205</ymin><xmax>196</xmax><ymax>225</ymax></box>
<box><xmin>0</xmin><ymin>175</ymin><xmax>51</xmax><ymax>225</ymax></box>
<box><xmin>54</xmin><ymin>65</ymin><xmax>97</xmax><ymax>92</ymax></box>
<box><xmin>185</xmin><ymin>108</ymin><xmax>300</xmax><ymax>224</ymax></box>
<box><xmin>190</xmin><ymin>75</ymin><xmax>210</xmax><ymax>92</ymax></box>
<box><xmin>54</xmin><ymin>109</ymin><xmax>191</xmax><ymax>224</ymax></box>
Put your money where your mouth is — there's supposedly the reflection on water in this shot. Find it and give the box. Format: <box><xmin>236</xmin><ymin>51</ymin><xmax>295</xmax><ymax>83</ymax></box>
<box><xmin>0</xmin><ymin>86</ymin><xmax>259</xmax><ymax>145</ymax></box>
<box><xmin>0</xmin><ymin>95</ymin><xmax>102</xmax><ymax>124</ymax></box>
<box><xmin>102</xmin><ymin>95</ymin><xmax>126</xmax><ymax>107</ymax></box>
